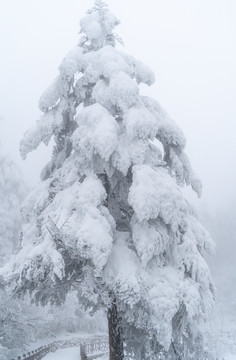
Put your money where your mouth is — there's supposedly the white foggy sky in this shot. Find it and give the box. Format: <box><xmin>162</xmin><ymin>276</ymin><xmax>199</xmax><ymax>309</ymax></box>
<box><xmin>0</xmin><ymin>0</ymin><xmax>236</xmax><ymax>212</ymax></box>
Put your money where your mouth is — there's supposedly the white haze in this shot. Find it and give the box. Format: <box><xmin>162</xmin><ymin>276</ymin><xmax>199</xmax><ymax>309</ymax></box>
<box><xmin>0</xmin><ymin>0</ymin><xmax>236</xmax><ymax>214</ymax></box>
<box><xmin>0</xmin><ymin>1</ymin><xmax>236</xmax><ymax>355</ymax></box>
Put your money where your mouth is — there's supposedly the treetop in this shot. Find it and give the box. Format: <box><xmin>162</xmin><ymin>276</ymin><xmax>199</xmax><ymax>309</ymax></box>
<box><xmin>79</xmin><ymin>0</ymin><xmax>121</xmax><ymax>50</ymax></box>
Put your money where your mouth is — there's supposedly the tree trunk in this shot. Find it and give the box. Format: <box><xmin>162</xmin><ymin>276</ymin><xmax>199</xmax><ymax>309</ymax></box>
<box><xmin>108</xmin><ymin>298</ymin><xmax>124</xmax><ymax>360</ymax></box>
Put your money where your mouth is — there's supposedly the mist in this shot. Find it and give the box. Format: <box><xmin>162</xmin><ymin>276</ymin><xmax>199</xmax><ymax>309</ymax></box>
<box><xmin>1</xmin><ymin>0</ymin><xmax>236</xmax><ymax>210</ymax></box>
<box><xmin>0</xmin><ymin>1</ymin><xmax>236</xmax><ymax>358</ymax></box>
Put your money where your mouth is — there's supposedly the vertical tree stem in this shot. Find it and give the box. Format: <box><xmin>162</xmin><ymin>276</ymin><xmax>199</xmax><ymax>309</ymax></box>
<box><xmin>108</xmin><ymin>298</ymin><xmax>124</xmax><ymax>360</ymax></box>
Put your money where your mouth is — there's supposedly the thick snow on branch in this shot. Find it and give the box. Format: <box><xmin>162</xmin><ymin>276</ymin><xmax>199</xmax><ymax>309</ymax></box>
<box><xmin>20</xmin><ymin>102</ymin><xmax>65</xmax><ymax>159</ymax></box>
<box><xmin>141</xmin><ymin>96</ymin><xmax>202</xmax><ymax>195</ymax></box>
<box><xmin>131</xmin><ymin>217</ymin><xmax>169</xmax><ymax>266</ymax></box>
<box><xmin>93</xmin><ymin>71</ymin><xmax>139</xmax><ymax>112</ymax></box>
<box><xmin>141</xmin><ymin>96</ymin><xmax>186</xmax><ymax>149</ymax></box>
<box><xmin>129</xmin><ymin>165</ymin><xmax>186</xmax><ymax>228</ymax></box>
<box><xmin>38</xmin><ymin>45</ymin><xmax>154</xmax><ymax>118</ymax></box>
<box><xmin>7</xmin><ymin>175</ymin><xmax>115</xmax><ymax>284</ymax></box>
<box><xmin>104</xmin><ymin>233</ymin><xmax>141</xmax><ymax>307</ymax></box>
<box><xmin>103</xmin><ymin>231</ymin><xmax>214</xmax><ymax>351</ymax></box>
<box><xmin>111</xmin><ymin>134</ymin><xmax>150</xmax><ymax>175</ymax></box>
<box><xmin>81</xmin><ymin>12</ymin><xmax>103</xmax><ymax>42</ymax></box>
<box><xmin>59</xmin><ymin>46</ymin><xmax>85</xmax><ymax>80</ymax></box>
<box><xmin>72</xmin><ymin>103</ymin><xmax>118</xmax><ymax>161</ymax></box>
<box><xmin>119</xmin><ymin>53</ymin><xmax>155</xmax><ymax>86</ymax></box>
<box><xmin>108</xmin><ymin>71</ymin><xmax>139</xmax><ymax>111</ymax></box>
<box><xmin>39</xmin><ymin>76</ymin><xmax>63</xmax><ymax>112</ymax></box>
<box><xmin>124</xmin><ymin>106</ymin><xmax>158</xmax><ymax>140</ymax></box>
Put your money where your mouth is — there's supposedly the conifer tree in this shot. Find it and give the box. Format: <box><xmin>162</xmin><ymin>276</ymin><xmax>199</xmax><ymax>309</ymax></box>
<box><xmin>2</xmin><ymin>1</ymin><xmax>215</xmax><ymax>359</ymax></box>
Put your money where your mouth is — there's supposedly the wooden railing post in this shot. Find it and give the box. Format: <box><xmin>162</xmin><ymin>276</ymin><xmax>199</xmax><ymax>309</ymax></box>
<box><xmin>80</xmin><ymin>344</ymin><xmax>88</xmax><ymax>360</ymax></box>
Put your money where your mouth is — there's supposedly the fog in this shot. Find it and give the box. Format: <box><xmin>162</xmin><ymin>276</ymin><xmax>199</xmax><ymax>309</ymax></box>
<box><xmin>0</xmin><ymin>0</ymin><xmax>236</xmax><ymax>357</ymax></box>
<box><xmin>0</xmin><ymin>2</ymin><xmax>235</xmax><ymax>235</ymax></box>
<box><xmin>1</xmin><ymin>0</ymin><xmax>236</xmax><ymax>252</ymax></box>
<box><xmin>1</xmin><ymin>0</ymin><xmax>236</xmax><ymax>214</ymax></box>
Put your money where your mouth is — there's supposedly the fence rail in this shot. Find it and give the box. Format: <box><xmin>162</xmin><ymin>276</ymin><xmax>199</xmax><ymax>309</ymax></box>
<box><xmin>11</xmin><ymin>336</ymin><xmax>108</xmax><ymax>360</ymax></box>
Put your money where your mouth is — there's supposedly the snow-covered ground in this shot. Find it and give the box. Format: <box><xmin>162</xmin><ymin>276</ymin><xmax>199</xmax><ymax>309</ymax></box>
<box><xmin>44</xmin><ymin>347</ymin><xmax>81</xmax><ymax>360</ymax></box>
<box><xmin>43</xmin><ymin>349</ymin><xmax>236</xmax><ymax>360</ymax></box>
<box><xmin>43</xmin><ymin>348</ymin><xmax>109</xmax><ymax>360</ymax></box>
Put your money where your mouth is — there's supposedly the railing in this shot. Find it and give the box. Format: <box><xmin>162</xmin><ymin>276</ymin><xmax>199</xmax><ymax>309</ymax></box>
<box><xmin>81</xmin><ymin>341</ymin><xmax>109</xmax><ymax>360</ymax></box>
<box><xmin>11</xmin><ymin>336</ymin><xmax>108</xmax><ymax>360</ymax></box>
<box><xmin>10</xmin><ymin>344</ymin><xmax>53</xmax><ymax>360</ymax></box>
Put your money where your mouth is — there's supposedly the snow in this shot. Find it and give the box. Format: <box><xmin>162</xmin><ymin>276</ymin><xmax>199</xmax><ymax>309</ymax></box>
<box><xmin>20</xmin><ymin>101</ymin><xmax>65</xmax><ymax>160</ymax></box>
<box><xmin>129</xmin><ymin>165</ymin><xmax>186</xmax><ymax>226</ymax></box>
<box><xmin>104</xmin><ymin>233</ymin><xmax>141</xmax><ymax>307</ymax></box>
<box><xmin>75</xmin><ymin>206</ymin><xmax>114</xmax><ymax>271</ymax></box>
<box><xmin>141</xmin><ymin>96</ymin><xmax>186</xmax><ymax>149</ymax></box>
<box><xmin>131</xmin><ymin>217</ymin><xmax>169</xmax><ymax>266</ymax></box>
<box><xmin>72</xmin><ymin>103</ymin><xmax>118</xmax><ymax>162</ymax></box>
<box><xmin>59</xmin><ymin>46</ymin><xmax>85</xmax><ymax>79</ymax></box>
<box><xmin>93</xmin><ymin>71</ymin><xmax>140</xmax><ymax>112</ymax></box>
<box><xmin>79</xmin><ymin>1</ymin><xmax>119</xmax><ymax>49</ymax></box>
<box><xmin>120</xmin><ymin>53</ymin><xmax>155</xmax><ymax>86</ymax></box>
<box><xmin>124</xmin><ymin>106</ymin><xmax>158</xmax><ymax>140</ymax></box>
<box><xmin>81</xmin><ymin>12</ymin><xmax>103</xmax><ymax>42</ymax></box>
<box><xmin>43</xmin><ymin>347</ymin><xmax>80</xmax><ymax>360</ymax></box>
<box><xmin>141</xmin><ymin>96</ymin><xmax>203</xmax><ymax>196</ymax></box>
<box><xmin>1</xmin><ymin>1</ymin><xmax>217</xmax><ymax>358</ymax></box>
<box><xmin>108</xmin><ymin>71</ymin><xmax>139</xmax><ymax>111</ymax></box>
<box><xmin>39</xmin><ymin>76</ymin><xmax>63</xmax><ymax>112</ymax></box>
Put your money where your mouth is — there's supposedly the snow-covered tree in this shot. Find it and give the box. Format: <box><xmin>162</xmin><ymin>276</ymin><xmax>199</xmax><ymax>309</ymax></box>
<box><xmin>0</xmin><ymin>144</ymin><xmax>26</xmax><ymax>261</ymax></box>
<box><xmin>2</xmin><ymin>1</ymin><xmax>215</xmax><ymax>359</ymax></box>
